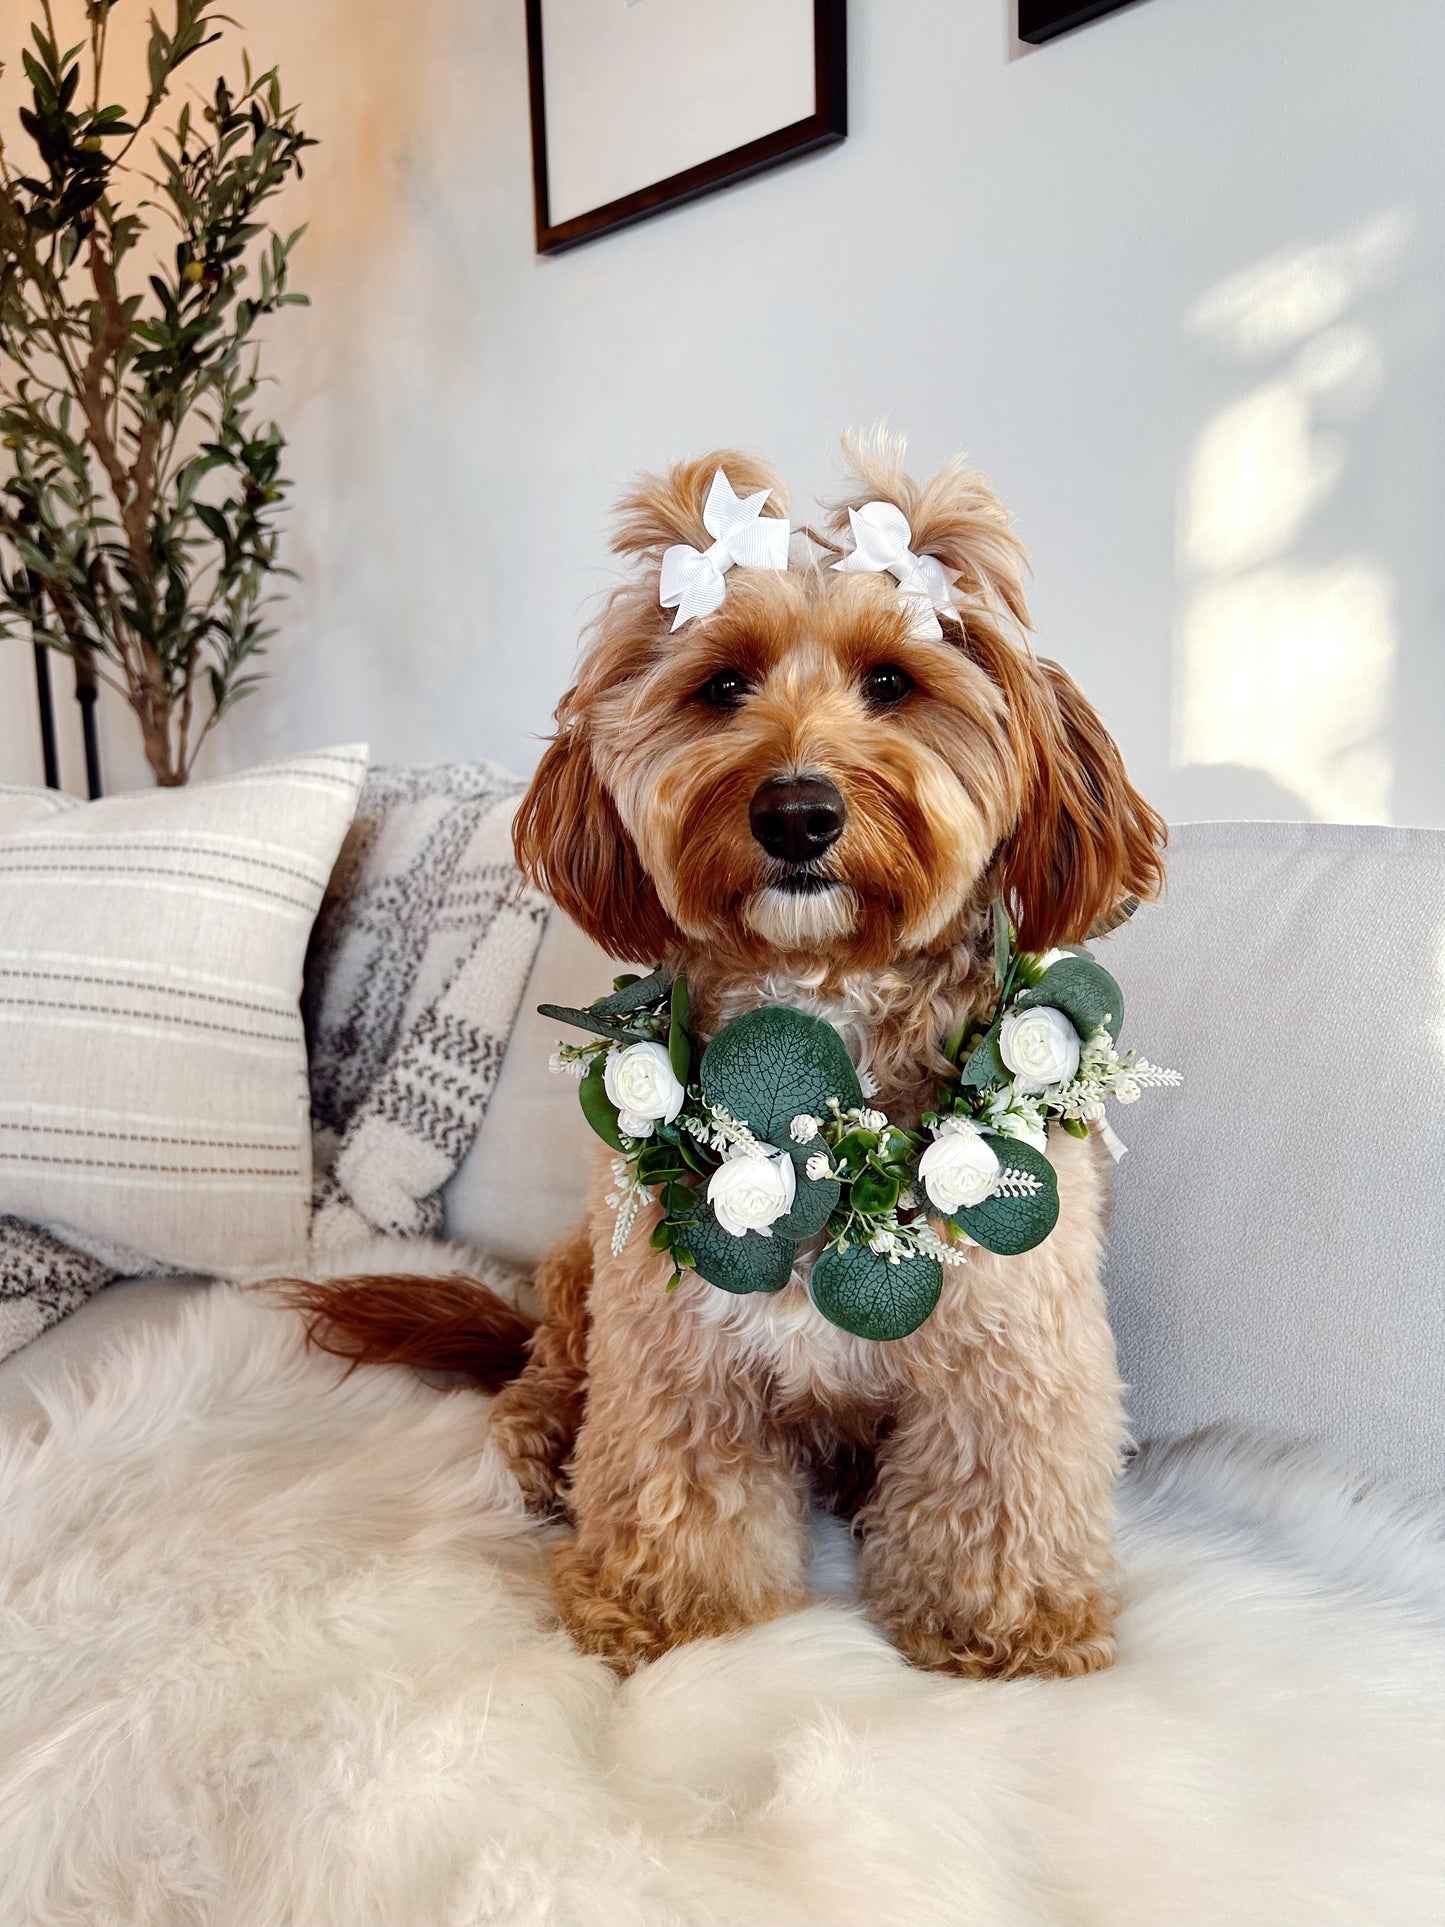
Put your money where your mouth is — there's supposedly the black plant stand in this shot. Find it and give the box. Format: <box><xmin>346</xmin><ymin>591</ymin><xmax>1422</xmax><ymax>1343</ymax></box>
<box><xmin>32</xmin><ymin>642</ymin><xmax>103</xmax><ymax>799</ymax></box>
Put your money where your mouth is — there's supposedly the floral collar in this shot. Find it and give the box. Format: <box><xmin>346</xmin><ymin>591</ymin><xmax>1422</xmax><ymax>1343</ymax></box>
<box><xmin>543</xmin><ymin>909</ymin><xmax>1179</xmax><ymax>1342</ymax></box>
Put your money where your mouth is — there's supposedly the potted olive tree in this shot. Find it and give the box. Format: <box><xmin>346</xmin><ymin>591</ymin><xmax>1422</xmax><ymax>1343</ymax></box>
<box><xmin>0</xmin><ymin>0</ymin><xmax>313</xmax><ymax>786</ymax></box>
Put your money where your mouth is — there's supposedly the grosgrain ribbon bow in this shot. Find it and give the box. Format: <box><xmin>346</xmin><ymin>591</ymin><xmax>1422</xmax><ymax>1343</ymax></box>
<box><xmin>832</xmin><ymin>500</ymin><xmax>960</xmax><ymax>639</ymax></box>
<box><xmin>658</xmin><ymin>469</ymin><xmax>790</xmax><ymax>630</ymax></box>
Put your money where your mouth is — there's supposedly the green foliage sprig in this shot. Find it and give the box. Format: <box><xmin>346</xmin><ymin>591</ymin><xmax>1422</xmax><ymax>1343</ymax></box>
<box><xmin>0</xmin><ymin>0</ymin><xmax>314</xmax><ymax>785</ymax></box>
<box><xmin>544</xmin><ymin>924</ymin><xmax>1181</xmax><ymax>1344</ymax></box>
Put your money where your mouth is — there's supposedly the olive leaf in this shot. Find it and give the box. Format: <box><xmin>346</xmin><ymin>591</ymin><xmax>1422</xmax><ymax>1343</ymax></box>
<box><xmin>668</xmin><ymin>975</ymin><xmax>692</xmax><ymax>1083</ymax></box>
<box><xmin>578</xmin><ymin>1058</ymin><xmax>628</xmax><ymax>1152</ymax></box>
<box><xmin>592</xmin><ymin>969</ymin><xmax>674</xmax><ymax>1018</ymax></box>
<box><xmin>700</xmin><ymin>1006</ymin><xmax>862</xmax><ymax>1149</ymax></box>
<box><xmin>810</xmin><ymin>1244</ymin><xmax>943</xmax><ymax>1341</ymax></box>
<box><xmin>537</xmin><ymin>1003</ymin><xmax>642</xmax><ymax>1045</ymax></box>
<box><xmin>1088</xmin><ymin>896</ymin><xmax>1140</xmax><ymax>939</ymax></box>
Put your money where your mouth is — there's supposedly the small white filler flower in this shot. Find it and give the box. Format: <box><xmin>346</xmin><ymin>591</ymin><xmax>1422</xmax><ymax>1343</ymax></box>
<box><xmin>603</xmin><ymin>1041</ymin><xmax>686</xmax><ymax>1138</ymax></box>
<box><xmin>707</xmin><ymin>1145</ymin><xmax>797</xmax><ymax>1238</ymax></box>
<box><xmin>917</xmin><ymin>1120</ymin><xmax>1000</xmax><ymax>1214</ymax></box>
<box><xmin>789</xmin><ymin>1113</ymin><xmax>821</xmax><ymax>1143</ymax></box>
<box><xmin>998</xmin><ymin>1006</ymin><xmax>1081</xmax><ymax>1094</ymax></box>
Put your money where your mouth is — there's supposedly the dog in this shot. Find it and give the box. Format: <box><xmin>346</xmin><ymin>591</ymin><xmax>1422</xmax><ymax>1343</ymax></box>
<box><xmin>295</xmin><ymin>434</ymin><xmax>1166</xmax><ymax>1682</ymax></box>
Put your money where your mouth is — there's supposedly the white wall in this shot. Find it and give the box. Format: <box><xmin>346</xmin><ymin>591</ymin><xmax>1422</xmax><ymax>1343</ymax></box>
<box><xmin>4</xmin><ymin>0</ymin><xmax>1442</xmax><ymax>826</ymax></box>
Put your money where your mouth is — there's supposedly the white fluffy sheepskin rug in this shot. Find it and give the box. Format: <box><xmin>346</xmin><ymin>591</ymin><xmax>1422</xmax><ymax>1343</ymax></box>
<box><xmin>3</xmin><ymin>1284</ymin><xmax>1444</xmax><ymax>1927</ymax></box>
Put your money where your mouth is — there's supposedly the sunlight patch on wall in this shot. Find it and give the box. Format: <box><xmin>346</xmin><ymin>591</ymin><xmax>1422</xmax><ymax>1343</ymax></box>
<box><xmin>1173</xmin><ymin>214</ymin><xmax>1410</xmax><ymax>823</ymax></box>
<box><xmin>1188</xmin><ymin>214</ymin><xmax>1409</xmax><ymax>361</ymax></box>
<box><xmin>1176</xmin><ymin>563</ymin><xmax>1395</xmax><ymax>822</ymax></box>
<box><xmin>1180</xmin><ymin>381</ymin><xmax>1341</xmax><ymax>578</ymax></box>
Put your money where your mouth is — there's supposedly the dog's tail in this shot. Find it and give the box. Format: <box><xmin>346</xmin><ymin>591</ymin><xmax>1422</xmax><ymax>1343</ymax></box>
<box><xmin>271</xmin><ymin>1272</ymin><xmax>533</xmax><ymax>1392</ymax></box>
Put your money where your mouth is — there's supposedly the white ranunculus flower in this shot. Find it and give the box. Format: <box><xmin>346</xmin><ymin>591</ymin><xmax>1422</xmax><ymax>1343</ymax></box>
<box><xmin>917</xmin><ymin>1124</ymin><xmax>1000</xmax><ymax>1214</ymax></box>
<box><xmin>998</xmin><ymin>1005</ymin><xmax>1081</xmax><ymax>1094</ymax></box>
<box><xmin>603</xmin><ymin>1041</ymin><xmax>685</xmax><ymax>1139</ymax></box>
<box><xmin>992</xmin><ymin>1110</ymin><xmax>1048</xmax><ymax>1153</ymax></box>
<box><xmin>707</xmin><ymin>1146</ymin><xmax>797</xmax><ymax>1238</ymax></box>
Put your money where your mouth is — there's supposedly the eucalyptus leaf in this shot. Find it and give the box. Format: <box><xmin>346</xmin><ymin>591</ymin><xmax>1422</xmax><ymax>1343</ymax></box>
<box><xmin>954</xmin><ymin>1134</ymin><xmax>1060</xmax><ymax>1255</ymax></box>
<box><xmin>959</xmin><ymin>1024</ymin><xmax>1009</xmax><ymax>1088</ymax></box>
<box><xmin>684</xmin><ymin>1209</ymin><xmax>797</xmax><ymax>1295</ymax></box>
<box><xmin>592</xmin><ymin>968</ymin><xmax>673</xmax><ymax>1018</ymax></box>
<box><xmin>773</xmin><ymin>1173</ymin><xmax>841</xmax><ymax>1239</ymax></box>
<box><xmin>811</xmin><ymin>1244</ymin><xmax>943</xmax><ymax>1341</ymax></box>
<box><xmin>1014</xmin><ymin>953</ymin><xmax>1125</xmax><ymax>1043</ymax></box>
<box><xmin>700</xmin><ymin>1006</ymin><xmax>862</xmax><ymax>1148</ymax></box>
<box><xmin>537</xmin><ymin>1002</ymin><xmax>641</xmax><ymax>1045</ymax></box>
<box><xmin>578</xmin><ymin>1059</ymin><xmax>628</xmax><ymax>1153</ymax></box>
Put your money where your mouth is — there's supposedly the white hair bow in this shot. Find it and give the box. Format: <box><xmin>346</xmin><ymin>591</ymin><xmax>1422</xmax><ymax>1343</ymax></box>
<box><xmin>658</xmin><ymin>469</ymin><xmax>790</xmax><ymax>631</ymax></box>
<box><xmin>832</xmin><ymin>500</ymin><xmax>960</xmax><ymax>639</ymax></box>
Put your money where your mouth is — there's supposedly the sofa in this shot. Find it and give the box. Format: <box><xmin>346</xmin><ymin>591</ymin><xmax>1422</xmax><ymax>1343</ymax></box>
<box><xmin>3</xmin><ymin>817</ymin><xmax>1443</xmax><ymax>1497</ymax></box>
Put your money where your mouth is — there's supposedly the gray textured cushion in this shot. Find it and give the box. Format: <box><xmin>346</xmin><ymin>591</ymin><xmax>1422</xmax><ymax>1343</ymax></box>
<box><xmin>1102</xmin><ymin>822</ymin><xmax>1445</xmax><ymax>1494</ymax></box>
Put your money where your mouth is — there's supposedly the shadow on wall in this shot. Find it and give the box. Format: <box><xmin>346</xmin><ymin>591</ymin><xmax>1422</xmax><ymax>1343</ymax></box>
<box><xmin>1172</xmin><ymin>212</ymin><xmax>1410</xmax><ymax>824</ymax></box>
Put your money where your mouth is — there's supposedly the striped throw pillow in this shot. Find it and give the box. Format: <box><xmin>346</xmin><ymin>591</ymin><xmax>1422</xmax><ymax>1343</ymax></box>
<box><xmin>0</xmin><ymin>746</ymin><xmax>367</xmax><ymax>1276</ymax></box>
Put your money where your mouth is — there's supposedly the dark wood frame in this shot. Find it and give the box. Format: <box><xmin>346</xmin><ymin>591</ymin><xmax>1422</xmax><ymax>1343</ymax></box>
<box><xmin>527</xmin><ymin>0</ymin><xmax>846</xmax><ymax>256</ymax></box>
<box><xmin>1018</xmin><ymin>0</ymin><xmax>1142</xmax><ymax>44</ymax></box>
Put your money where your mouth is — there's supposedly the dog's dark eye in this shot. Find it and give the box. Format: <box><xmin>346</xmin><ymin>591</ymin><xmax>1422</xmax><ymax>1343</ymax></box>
<box><xmin>862</xmin><ymin>664</ymin><xmax>914</xmax><ymax>708</ymax></box>
<box><xmin>697</xmin><ymin>669</ymin><xmax>749</xmax><ymax>711</ymax></box>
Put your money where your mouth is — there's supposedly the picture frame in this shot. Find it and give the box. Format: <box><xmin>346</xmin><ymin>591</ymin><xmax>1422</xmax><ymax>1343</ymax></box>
<box><xmin>526</xmin><ymin>0</ymin><xmax>847</xmax><ymax>256</ymax></box>
<box><xmin>1018</xmin><ymin>0</ymin><xmax>1141</xmax><ymax>44</ymax></box>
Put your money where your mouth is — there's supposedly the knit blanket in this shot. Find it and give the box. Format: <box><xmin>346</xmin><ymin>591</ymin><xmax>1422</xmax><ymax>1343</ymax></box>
<box><xmin>0</xmin><ymin>763</ymin><xmax>549</xmax><ymax>1362</ymax></box>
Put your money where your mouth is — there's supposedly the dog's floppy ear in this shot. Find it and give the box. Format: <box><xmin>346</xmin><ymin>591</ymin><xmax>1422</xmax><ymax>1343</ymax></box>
<box><xmin>611</xmin><ymin>449</ymin><xmax>789</xmax><ymax>565</ymax></box>
<box><xmin>513</xmin><ymin>698</ymin><xmax>679</xmax><ymax>965</ymax></box>
<box><xmin>997</xmin><ymin>654</ymin><xmax>1167</xmax><ymax>949</ymax></box>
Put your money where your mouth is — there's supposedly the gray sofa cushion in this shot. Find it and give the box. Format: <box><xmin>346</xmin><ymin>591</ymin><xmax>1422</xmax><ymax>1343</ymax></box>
<box><xmin>1102</xmin><ymin>820</ymin><xmax>1445</xmax><ymax>1494</ymax></box>
<box><xmin>0</xmin><ymin>1277</ymin><xmax>212</xmax><ymax>1431</ymax></box>
<box><xmin>448</xmin><ymin>821</ymin><xmax>1445</xmax><ymax>1494</ymax></box>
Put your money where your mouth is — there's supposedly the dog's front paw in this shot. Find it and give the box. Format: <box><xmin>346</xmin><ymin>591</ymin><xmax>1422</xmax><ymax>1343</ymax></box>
<box><xmin>551</xmin><ymin>1547</ymin><xmax>671</xmax><ymax>1675</ymax></box>
<box><xmin>889</xmin><ymin>1591</ymin><xmax>1117</xmax><ymax>1682</ymax></box>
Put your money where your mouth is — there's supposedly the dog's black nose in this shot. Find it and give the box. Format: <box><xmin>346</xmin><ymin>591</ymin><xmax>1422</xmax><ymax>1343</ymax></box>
<box><xmin>749</xmin><ymin>775</ymin><xmax>847</xmax><ymax>864</ymax></box>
